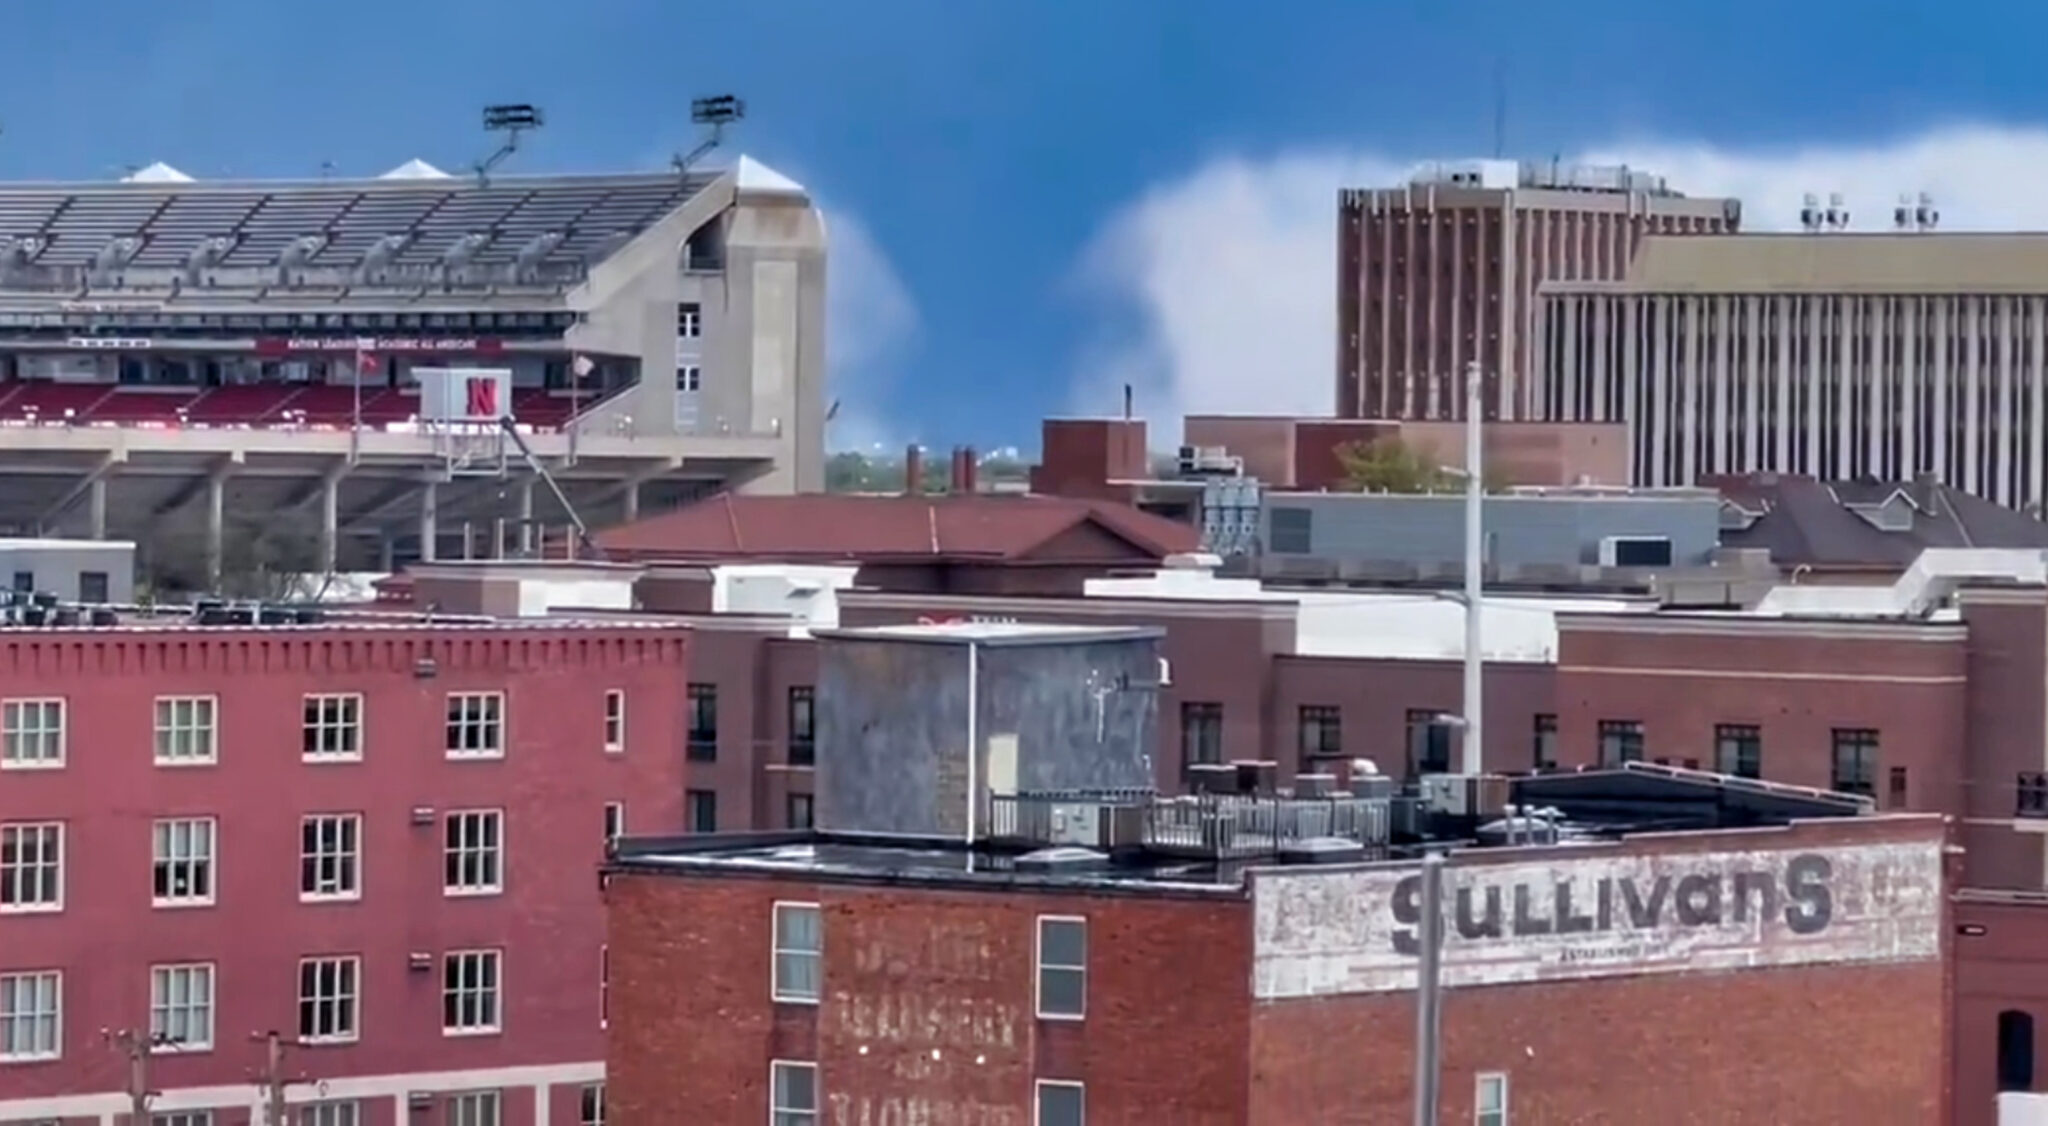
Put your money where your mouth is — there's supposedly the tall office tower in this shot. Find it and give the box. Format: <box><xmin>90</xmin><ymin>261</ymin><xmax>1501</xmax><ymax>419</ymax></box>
<box><xmin>1337</xmin><ymin>159</ymin><xmax>1740</xmax><ymax>422</ymax></box>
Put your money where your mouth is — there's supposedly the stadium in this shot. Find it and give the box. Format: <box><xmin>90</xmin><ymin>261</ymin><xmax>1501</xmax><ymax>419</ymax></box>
<box><xmin>0</xmin><ymin>122</ymin><xmax>827</xmax><ymax>588</ymax></box>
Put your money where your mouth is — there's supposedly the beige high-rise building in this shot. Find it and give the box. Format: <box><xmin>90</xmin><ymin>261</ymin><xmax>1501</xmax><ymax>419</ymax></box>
<box><xmin>1538</xmin><ymin>232</ymin><xmax>2048</xmax><ymax>511</ymax></box>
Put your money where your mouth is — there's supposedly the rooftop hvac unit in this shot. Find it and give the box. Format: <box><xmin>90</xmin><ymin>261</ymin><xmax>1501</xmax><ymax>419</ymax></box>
<box><xmin>1599</xmin><ymin>535</ymin><xmax>1674</xmax><ymax>568</ymax></box>
<box><xmin>1177</xmin><ymin>446</ymin><xmax>1243</xmax><ymax>477</ymax></box>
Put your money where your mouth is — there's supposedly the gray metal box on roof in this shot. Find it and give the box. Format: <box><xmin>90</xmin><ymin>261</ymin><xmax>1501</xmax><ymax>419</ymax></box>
<box><xmin>815</xmin><ymin>622</ymin><xmax>1165</xmax><ymax>839</ymax></box>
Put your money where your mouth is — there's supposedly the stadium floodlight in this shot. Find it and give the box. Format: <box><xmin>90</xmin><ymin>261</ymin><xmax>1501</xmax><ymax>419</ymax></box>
<box><xmin>672</xmin><ymin>94</ymin><xmax>747</xmax><ymax>175</ymax></box>
<box><xmin>474</xmin><ymin>103</ymin><xmax>546</xmax><ymax>185</ymax></box>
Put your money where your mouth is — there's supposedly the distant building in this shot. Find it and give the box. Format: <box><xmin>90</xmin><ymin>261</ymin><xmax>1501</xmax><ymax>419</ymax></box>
<box><xmin>1538</xmin><ymin>232</ymin><xmax>2048</xmax><ymax>510</ymax></box>
<box><xmin>1711</xmin><ymin>472</ymin><xmax>2048</xmax><ymax>578</ymax></box>
<box><xmin>0</xmin><ymin>605</ymin><xmax>688</xmax><ymax>1123</ymax></box>
<box><xmin>0</xmin><ymin>537</ymin><xmax>135</xmax><ymax>603</ymax></box>
<box><xmin>595</xmin><ymin>491</ymin><xmax>1200</xmax><ymax>597</ymax></box>
<box><xmin>1337</xmin><ymin>160</ymin><xmax>1740</xmax><ymax>423</ymax></box>
<box><xmin>603</xmin><ymin>616</ymin><xmax>1948</xmax><ymax>1123</ymax></box>
<box><xmin>1250</xmin><ymin>486</ymin><xmax>1737</xmax><ymax>588</ymax></box>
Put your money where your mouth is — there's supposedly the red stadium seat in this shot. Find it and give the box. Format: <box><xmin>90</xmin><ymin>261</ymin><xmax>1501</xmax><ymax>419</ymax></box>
<box><xmin>0</xmin><ymin>381</ymin><xmax>117</xmax><ymax>423</ymax></box>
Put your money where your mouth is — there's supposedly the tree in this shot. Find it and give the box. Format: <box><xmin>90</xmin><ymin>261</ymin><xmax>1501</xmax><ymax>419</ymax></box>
<box><xmin>1333</xmin><ymin>437</ymin><xmax>1510</xmax><ymax>494</ymax></box>
<box><xmin>139</xmin><ymin>511</ymin><xmax>325</xmax><ymax>601</ymax></box>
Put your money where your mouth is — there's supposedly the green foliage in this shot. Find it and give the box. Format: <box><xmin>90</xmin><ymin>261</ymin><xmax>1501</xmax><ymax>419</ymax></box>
<box><xmin>1334</xmin><ymin>438</ymin><xmax>1509</xmax><ymax>494</ymax></box>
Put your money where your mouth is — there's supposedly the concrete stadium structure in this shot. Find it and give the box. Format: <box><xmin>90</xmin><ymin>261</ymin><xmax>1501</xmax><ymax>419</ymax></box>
<box><xmin>1537</xmin><ymin>232</ymin><xmax>2048</xmax><ymax>511</ymax></box>
<box><xmin>0</xmin><ymin>155</ymin><xmax>827</xmax><ymax>580</ymax></box>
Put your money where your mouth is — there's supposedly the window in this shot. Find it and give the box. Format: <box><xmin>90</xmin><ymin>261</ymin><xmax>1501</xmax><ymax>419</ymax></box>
<box><xmin>687</xmin><ymin>789</ymin><xmax>718</xmax><ymax>833</ymax></box>
<box><xmin>786</xmin><ymin>792</ymin><xmax>814</xmax><ymax>830</ymax></box>
<box><xmin>2000</xmin><ymin>1010</ymin><xmax>2037</xmax><ymax>1092</ymax></box>
<box><xmin>1832</xmin><ymin>728</ymin><xmax>1879</xmax><ymax>797</ymax></box>
<box><xmin>154</xmin><ymin>696</ymin><xmax>218</xmax><ymax>765</ymax></box>
<box><xmin>1036</xmin><ymin>916</ymin><xmax>1086</xmax><ymax>1020</ymax></box>
<box><xmin>677</xmin><ymin>303</ymin><xmax>702</xmax><ymax>339</ymax></box>
<box><xmin>302</xmin><ymin>694</ymin><xmax>362</xmax><ymax>761</ymax></box>
<box><xmin>448</xmin><ymin>1091</ymin><xmax>500</xmax><ymax>1126</ymax></box>
<box><xmin>1889</xmin><ymin>765</ymin><xmax>1910</xmax><ymax>810</ymax></box>
<box><xmin>442</xmin><ymin>950</ymin><xmax>502</xmax><ymax>1035</ymax></box>
<box><xmin>299</xmin><ymin>1102</ymin><xmax>359</xmax><ymax>1126</ymax></box>
<box><xmin>1597</xmin><ymin>720</ymin><xmax>1644</xmax><ymax>766</ymax></box>
<box><xmin>1180</xmin><ymin>702</ymin><xmax>1223</xmax><ymax>774</ymax></box>
<box><xmin>787</xmin><ymin>686</ymin><xmax>816</xmax><ymax>766</ymax></box>
<box><xmin>773</xmin><ymin>902</ymin><xmax>822</xmax><ymax>1003</ymax></box>
<box><xmin>297</xmin><ymin>956</ymin><xmax>359</xmax><ymax>1043</ymax></box>
<box><xmin>1532</xmin><ymin>714</ymin><xmax>1557</xmax><ymax>771</ymax></box>
<box><xmin>8</xmin><ymin>571</ymin><xmax>28</xmax><ymax>593</ymax></box>
<box><xmin>1</xmin><ymin>699</ymin><xmax>64</xmax><ymax>768</ymax></box>
<box><xmin>676</xmin><ymin>365</ymin><xmax>701</xmax><ymax>393</ymax></box>
<box><xmin>1036</xmin><ymin>1081</ymin><xmax>1085</xmax><ymax>1126</ymax></box>
<box><xmin>1714</xmin><ymin>724</ymin><xmax>1761</xmax><ymax>779</ymax></box>
<box><xmin>151</xmin><ymin>818</ymin><xmax>216</xmax><ymax>906</ymax></box>
<box><xmin>1297</xmin><ymin>705</ymin><xmax>1341</xmax><ymax>759</ymax></box>
<box><xmin>79</xmin><ymin>570</ymin><xmax>109</xmax><ymax>603</ymax></box>
<box><xmin>687</xmin><ymin>684</ymin><xmax>718</xmax><ymax>761</ymax></box>
<box><xmin>444</xmin><ymin>811</ymin><xmax>503</xmax><ymax>895</ymax></box>
<box><xmin>0</xmin><ymin>970</ymin><xmax>60</xmax><ymax>1061</ymax></box>
<box><xmin>1269</xmin><ymin>505</ymin><xmax>1313</xmax><ymax>554</ymax></box>
<box><xmin>580</xmin><ymin>1083</ymin><xmax>606</xmax><ymax>1125</ymax></box>
<box><xmin>0</xmin><ymin>822</ymin><xmax>62</xmax><ymax>911</ymax></box>
<box><xmin>155</xmin><ymin>1114</ymin><xmax>213</xmax><ymax>1126</ymax></box>
<box><xmin>604</xmin><ymin>803</ymin><xmax>624</xmax><ymax>846</ymax></box>
<box><xmin>1476</xmin><ymin>1072</ymin><xmax>1509</xmax><ymax>1126</ymax></box>
<box><xmin>300</xmin><ymin>814</ymin><xmax>361</xmax><ymax>900</ymax></box>
<box><xmin>603</xmin><ymin>690</ymin><xmax>625</xmax><ymax>753</ymax></box>
<box><xmin>1407</xmin><ymin>709</ymin><xmax>1452</xmax><ymax>776</ymax></box>
<box><xmin>445</xmin><ymin>692</ymin><xmax>504</xmax><ymax>759</ymax></box>
<box><xmin>770</xmin><ymin>1062</ymin><xmax>817</xmax><ymax>1126</ymax></box>
<box><xmin>149</xmin><ymin>963</ymin><xmax>215</xmax><ymax>1049</ymax></box>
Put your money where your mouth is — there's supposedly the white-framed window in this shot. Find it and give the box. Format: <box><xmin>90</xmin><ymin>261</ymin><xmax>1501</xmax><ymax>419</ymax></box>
<box><xmin>0</xmin><ymin>698</ymin><xmax>64</xmax><ymax>768</ymax></box>
<box><xmin>603</xmin><ymin>689</ymin><xmax>625</xmax><ymax>753</ymax></box>
<box><xmin>153</xmin><ymin>695</ymin><xmax>218</xmax><ymax>765</ymax></box>
<box><xmin>443</xmin><ymin>810</ymin><xmax>503</xmax><ymax>895</ymax></box>
<box><xmin>151</xmin><ymin>817</ymin><xmax>216</xmax><ymax>906</ymax></box>
<box><xmin>300</xmin><ymin>814</ymin><xmax>361</xmax><ymax>901</ymax></box>
<box><xmin>1035</xmin><ymin>916</ymin><xmax>1086</xmax><ymax>1020</ymax></box>
<box><xmin>1476</xmin><ymin>1072</ymin><xmax>1509</xmax><ymax>1126</ymax></box>
<box><xmin>448</xmin><ymin>1091</ymin><xmax>500</xmax><ymax>1126</ymax></box>
<box><xmin>677</xmin><ymin>303</ymin><xmax>702</xmax><ymax>339</ymax></box>
<box><xmin>297</xmin><ymin>956</ymin><xmax>359</xmax><ymax>1043</ymax></box>
<box><xmin>155</xmin><ymin>1113</ymin><xmax>214</xmax><ymax>1126</ymax></box>
<box><xmin>604</xmin><ymin>802</ymin><xmax>624</xmax><ymax>847</ymax></box>
<box><xmin>1035</xmin><ymin>1080</ymin><xmax>1085</xmax><ymax>1126</ymax></box>
<box><xmin>442</xmin><ymin>950</ymin><xmax>501</xmax><ymax>1035</ymax></box>
<box><xmin>0</xmin><ymin>822</ymin><xmax>62</xmax><ymax>912</ymax></box>
<box><xmin>302</xmin><ymin>694</ymin><xmax>363</xmax><ymax>761</ymax></box>
<box><xmin>772</xmin><ymin>902</ymin><xmax>822</xmax><ymax>1004</ymax></box>
<box><xmin>299</xmin><ymin>1101</ymin><xmax>359</xmax><ymax>1126</ymax></box>
<box><xmin>0</xmin><ymin>970</ymin><xmax>60</xmax><ymax>1061</ymax></box>
<box><xmin>445</xmin><ymin>692</ymin><xmax>504</xmax><ymax>759</ymax></box>
<box><xmin>149</xmin><ymin>963</ymin><xmax>215</xmax><ymax>1050</ymax></box>
<box><xmin>580</xmin><ymin>1083</ymin><xmax>605</xmax><ymax>1126</ymax></box>
<box><xmin>770</xmin><ymin>1061</ymin><xmax>817</xmax><ymax>1126</ymax></box>
<box><xmin>676</xmin><ymin>365</ymin><xmax>701</xmax><ymax>393</ymax></box>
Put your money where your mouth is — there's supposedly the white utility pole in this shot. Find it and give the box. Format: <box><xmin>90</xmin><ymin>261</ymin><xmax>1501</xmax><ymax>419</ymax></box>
<box><xmin>1461</xmin><ymin>359</ymin><xmax>1485</xmax><ymax>774</ymax></box>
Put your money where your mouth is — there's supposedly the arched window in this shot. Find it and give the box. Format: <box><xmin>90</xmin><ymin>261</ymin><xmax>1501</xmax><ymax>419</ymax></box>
<box><xmin>1999</xmin><ymin>1009</ymin><xmax>2036</xmax><ymax>1092</ymax></box>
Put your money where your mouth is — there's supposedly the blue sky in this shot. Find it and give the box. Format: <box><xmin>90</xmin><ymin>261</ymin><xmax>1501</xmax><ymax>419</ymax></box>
<box><xmin>9</xmin><ymin>0</ymin><xmax>2048</xmax><ymax>451</ymax></box>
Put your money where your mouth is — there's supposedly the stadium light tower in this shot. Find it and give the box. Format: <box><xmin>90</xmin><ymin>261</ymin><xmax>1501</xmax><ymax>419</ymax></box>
<box><xmin>671</xmin><ymin>94</ymin><xmax>746</xmax><ymax>176</ymax></box>
<box><xmin>473</xmin><ymin>103</ymin><xmax>545</xmax><ymax>185</ymax></box>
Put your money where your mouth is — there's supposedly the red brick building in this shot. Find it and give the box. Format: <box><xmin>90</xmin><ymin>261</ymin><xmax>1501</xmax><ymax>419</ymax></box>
<box><xmin>605</xmin><ymin>805</ymin><xmax>1949</xmax><ymax>1124</ymax></box>
<box><xmin>0</xmin><ymin>612</ymin><xmax>689</xmax><ymax>1125</ymax></box>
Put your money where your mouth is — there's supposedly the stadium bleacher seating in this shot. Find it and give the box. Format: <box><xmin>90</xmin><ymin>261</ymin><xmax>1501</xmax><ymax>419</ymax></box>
<box><xmin>0</xmin><ymin>172</ymin><xmax>716</xmax><ymax>283</ymax></box>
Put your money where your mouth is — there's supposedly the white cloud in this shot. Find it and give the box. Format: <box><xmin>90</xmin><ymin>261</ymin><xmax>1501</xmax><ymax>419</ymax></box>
<box><xmin>1069</xmin><ymin>123</ymin><xmax>2048</xmax><ymax>444</ymax></box>
<box><xmin>822</xmin><ymin>207</ymin><xmax>919</xmax><ymax>454</ymax></box>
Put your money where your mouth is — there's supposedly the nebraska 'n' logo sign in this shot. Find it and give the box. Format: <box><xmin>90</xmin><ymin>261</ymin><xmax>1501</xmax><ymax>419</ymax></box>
<box><xmin>465</xmin><ymin>376</ymin><xmax>499</xmax><ymax>419</ymax></box>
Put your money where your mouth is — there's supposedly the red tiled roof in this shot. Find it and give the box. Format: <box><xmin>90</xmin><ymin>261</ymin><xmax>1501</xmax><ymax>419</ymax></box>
<box><xmin>595</xmin><ymin>493</ymin><xmax>1200</xmax><ymax>563</ymax></box>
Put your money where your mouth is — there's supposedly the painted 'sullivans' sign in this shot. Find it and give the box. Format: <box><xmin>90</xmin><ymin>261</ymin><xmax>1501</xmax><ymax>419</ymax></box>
<box><xmin>1250</xmin><ymin>840</ymin><xmax>1943</xmax><ymax>999</ymax></box>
